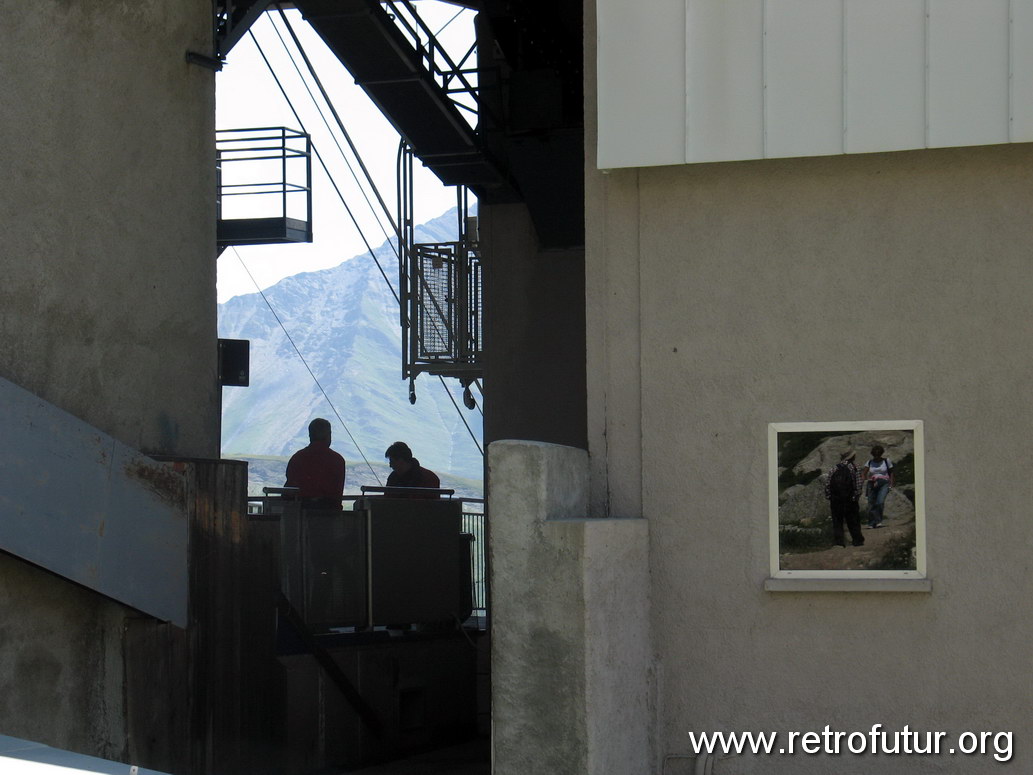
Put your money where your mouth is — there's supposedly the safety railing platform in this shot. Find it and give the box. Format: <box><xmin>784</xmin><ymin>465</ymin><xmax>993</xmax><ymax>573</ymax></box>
<box><xmin>216</xmin><ymin>127</ymin><xmax>313</xmax><ymax>250</ymax></box>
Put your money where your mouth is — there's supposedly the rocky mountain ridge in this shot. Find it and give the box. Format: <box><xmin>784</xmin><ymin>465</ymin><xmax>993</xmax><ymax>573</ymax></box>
<box><xmin>218</xmin><ymin>208</ymin><xmax>484</xmax><ymax>488</ymax></box>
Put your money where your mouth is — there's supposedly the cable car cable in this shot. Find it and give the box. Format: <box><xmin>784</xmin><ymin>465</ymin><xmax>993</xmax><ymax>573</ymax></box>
<box><xmin>266</xmin><ymin>12</ymin><xmax>394</xmax><ymax>255</ymax></box>
<box><xmin>275</xmin><ymin>6</ymin><xmax>400</xmax><ymax>238</ymax></box>
<box><xmin>248</xmin><ymin>23</ymin><xmax>484</xmax><ymax>459</ymax></box>
<box><xmin>439</xmin><ymin>376</ymin><xmax>483</xmax><ymax>455</ymax></box>
<box><xmin>245</xmin><ymin>30</ymin><xmax>398</xmax><ymax>305</ymax></box>
<box><xmin>230</xmin><ymin>246</ymin><xmax>384</xmax><ymax>485</ymax></box>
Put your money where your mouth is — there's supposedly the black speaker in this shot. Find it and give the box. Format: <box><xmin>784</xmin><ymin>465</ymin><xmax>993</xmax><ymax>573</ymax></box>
<box><xmin>218</xmin><ymin>338</ymin><xmax>250</xmax><ymax>387</ymax></box>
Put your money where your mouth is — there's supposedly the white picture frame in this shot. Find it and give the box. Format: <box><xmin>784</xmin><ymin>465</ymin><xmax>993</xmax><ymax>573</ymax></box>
<box><xmin>768</xmin><ymin>420</ymin><xmax>926</xmax><ymax>582</ymax></box>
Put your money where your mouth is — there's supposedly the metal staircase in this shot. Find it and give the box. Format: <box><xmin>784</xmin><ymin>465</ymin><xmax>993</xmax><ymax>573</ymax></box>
<box><xmin>292</xmin><ymin>0</ymin><xmax>583</xmax><ymax>248</ymax></box>
<box><xmin>295</xmin><ymin>0</ymin><xmax>507</xmax><ymax>189</ymax></box>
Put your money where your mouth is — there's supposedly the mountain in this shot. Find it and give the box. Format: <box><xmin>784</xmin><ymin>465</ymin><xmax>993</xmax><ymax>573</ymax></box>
<box><xmin>218</xmin><ymin>208</ymin><xmax>484</xmax><ymax>488</ymax></box>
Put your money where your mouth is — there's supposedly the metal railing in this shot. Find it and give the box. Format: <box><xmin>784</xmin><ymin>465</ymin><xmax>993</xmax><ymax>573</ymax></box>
<box><xmin>460</xmin><ymin>503</ymin><xmax>486</xmax><ymax>614</ymax></box>
<box><xmin>378</xmin><ymin>0</ymin><xmax>482</xmax><ymax>127</ymax></box>
<box><xmin>216</xmin><ymin>127</ymin><xmax>312</xmax><ymax>224</ymax></box>
<box><xmin>248</xmin><ymin>491</ymin><xmax>487</xmax><ymax>616</ymax></box>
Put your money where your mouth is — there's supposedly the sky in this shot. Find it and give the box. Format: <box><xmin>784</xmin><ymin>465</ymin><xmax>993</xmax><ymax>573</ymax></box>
<box><xmin>215</xmin><ymin>4</ymin><xmax>476</xmax><ymax>303</ymax></box>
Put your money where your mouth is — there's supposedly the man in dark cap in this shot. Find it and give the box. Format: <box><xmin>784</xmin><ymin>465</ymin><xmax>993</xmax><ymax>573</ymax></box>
<box><xmin>823</xmin><ymin>448</ymin><xmax>864</xmax><ymax>548</ymax></box>
<box><xmin>285</xmin><ymin>418</ymin><xmax>346</xmax><ymax>510</ymax></box>
<box><xmin>384</xmin><ymin>441</ymin><xmax>440</xmax><ymax>498</ymax></box>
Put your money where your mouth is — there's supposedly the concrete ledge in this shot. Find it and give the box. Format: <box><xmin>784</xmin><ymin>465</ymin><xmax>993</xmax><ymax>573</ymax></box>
<box><xmin>765</xmin><ymin>577</ymin><xmax>932</xmax><ymax>593</ymax></box>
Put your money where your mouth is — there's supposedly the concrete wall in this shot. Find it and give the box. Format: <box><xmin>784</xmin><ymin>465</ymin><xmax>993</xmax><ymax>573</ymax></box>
<box><xmin>0</xmin><ymin>0</ymin><xmax>218</xmax><ymax>765</ymax></box>
<box><xmin>0</xmin><ymin>553</ymin><xmax>129</xmax><ymax>762</ymax></box>
<box><xmin>480</xmin><ymin>203</ymin><xmax>587</xmax><ymax>453</ymax></box>
<box><xmin>584</xmin><ymin>1</ymin><xmax>1033</xmax><ymax>771</ymax></box>
<box><xmin>489</xmin><ymin>440</ymin><xmax>650</xmax><ymax>775</ymax></box>
<box><xmin>0</xmin><ymin>0</ymin><xmax>219</xmax><ymax>459</ymax></box>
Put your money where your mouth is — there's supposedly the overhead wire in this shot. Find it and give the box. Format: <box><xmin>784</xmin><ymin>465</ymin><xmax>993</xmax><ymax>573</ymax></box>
<box><xmin>248</xmin><ymin>27</ymin><xmax>400</xmax><ymax>304</ymax></box>
<box><xmin>271</xmin><ymin>9</ymin><xmax>484</xmax><ymax>431</ymax></box>
<box><xmin>274</xmin><ymin>6</ymin><xmax>400</xmax><ymax>240</ymax></box>
<box><xmin>439</xmin><ymin>377</ymin><xmax>483</xmax><ymax>455</ymax></box>
<box><xmin>267</xmin><ymin>9</ymin><xmax>398</xmax><ymax>255</ymax></box>
<box><xmin>434</xmin><ymin>6</ymin><xmax>466</xmax><ymax>37</ymax></box>
<box><xmin>229</xmin><ymin>246</ymin><xmax>384</xmax><ymax>485</ymax></box>
<box><xmin>245</xmin><ymin>12</ymin><xmax>485</xmax><ymax>460</ymax></box>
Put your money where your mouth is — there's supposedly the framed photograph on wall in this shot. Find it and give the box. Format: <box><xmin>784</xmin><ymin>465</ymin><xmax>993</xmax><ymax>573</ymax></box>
<box><xmin>768</xmin><ymin>420</ymin><xmax>926</xmax><ymax>581</ymax></box>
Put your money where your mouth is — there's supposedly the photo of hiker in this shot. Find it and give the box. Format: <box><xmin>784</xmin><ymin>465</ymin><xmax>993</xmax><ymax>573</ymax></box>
<box><xmin>863</xmin><ymin>445</ymin><xmax>894</xmax><ymax>529</ymax></box>
<box><xmin>769</xmin><ymin>422</ymin><xmax>924</xmax><ymax>575</ymax></box>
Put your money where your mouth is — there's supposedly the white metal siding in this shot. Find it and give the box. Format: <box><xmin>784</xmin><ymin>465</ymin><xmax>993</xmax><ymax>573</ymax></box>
<box><xmin>844</xmin><ymin>0</ymin><xmax>926</xmax><ymax>154</ymax></box>
<box><xmin>927</xmin><ymin>0</ymin><xmax>1011</xmax><ymax>148</ymax></box>
<box><xmin>1014</xmin><ymin>1</ymin><xmax>1033</xmax><ymax>139</ymax></box>
<box><xmin>763</xmin><ymin>0</ymin><xmax>844</xmax><ymax>159</ymax></box>
<box><xmin>597</xmin><ymin>0</ymin><xmax>1033</xmax><ymax>168</ymax></box>
<box><xmin>685</xmin><ymin>1</ymin><xmax>764</xmax><ymax>162</ymax></box>
<box><xmin>597</xmin><ymin>0</ymin><xmax>686</xmax><ymax>167</ymax></box>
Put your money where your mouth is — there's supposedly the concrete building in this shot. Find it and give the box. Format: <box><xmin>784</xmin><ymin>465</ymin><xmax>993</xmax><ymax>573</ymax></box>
<box><xmin>1</xmin><ymin>0</ymin><xmax>222</xmax><ymax>767</ymax></box>
<box><xmin>3</xmin><ymin>0</ymin><xmax>1031</xmax><ymax>774</ymax></box>
<box><xmin>491</xmin><ymin>1</ymin><xmax>1033</xmax><ymax>773</ymax></box>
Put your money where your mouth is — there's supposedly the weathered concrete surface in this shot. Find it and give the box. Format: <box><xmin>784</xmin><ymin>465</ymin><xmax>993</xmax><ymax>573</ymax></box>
<box><xmin>480</xmin><ymin>204</ymin><xmax>587</xmax><ymax>459</ymax></box>
<box><xmin>0</xmin><ymin>0</ymin><xmax>216</xmax><ymax>764</ymax></box>
<box><xmin>0</xmin><ymin>376</ymin><xmax>188</xmax><ymax>626</ymax></box>
<box><xmin>0</xmin><ymin>552</ymin><xmax>129</xmax><ymax>763</ymax></box>
<box><xmin>0</xmin><ymin>0</ymin><xmax>219</xmax><ymax>459</ymax></box>
<box><xmin>584</xmin><ymin>0</ymin><xmax>1033</xmax><ymax>767</ymax></box>
<box><xmin>489</xmin><ymin>440</ymin><xmax>651</xmax><ymax>775</ymax></box>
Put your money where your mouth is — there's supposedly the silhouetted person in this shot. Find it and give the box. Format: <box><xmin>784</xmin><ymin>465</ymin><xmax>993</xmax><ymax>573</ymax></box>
<box><xmin>285</xmin><ymin>418</ymin><xmax>346</xmax><ymax>510</ymax></box>
<box><xmin>384</xmin><ymin>441</ymin><xmax>440</xmax><ymax>498</ymax></box>
<box><xmin>823</xmin><ymin>448</ymin><xmax>864</xmax><ymax>548</ymax></box>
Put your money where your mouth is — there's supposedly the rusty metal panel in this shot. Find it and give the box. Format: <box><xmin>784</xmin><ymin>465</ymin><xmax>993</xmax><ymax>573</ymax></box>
<box><xmin>0</xmin><ymin>376</ymin><xmax>188</xmax><ymax>626</ymax></box>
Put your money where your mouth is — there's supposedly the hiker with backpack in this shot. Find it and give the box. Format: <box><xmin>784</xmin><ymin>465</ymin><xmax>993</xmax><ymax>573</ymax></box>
<box><xmin>823</xmin><ymin>449</ymin><xmax>865</xmax><ymax>548</ymax></box>
<box><xmin>862</xmin><ymin>445</ymin><xmax>895</xmax><ymax>529</ymax></box>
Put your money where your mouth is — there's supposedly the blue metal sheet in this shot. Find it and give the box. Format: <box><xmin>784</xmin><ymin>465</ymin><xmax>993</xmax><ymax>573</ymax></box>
<box><xmin>0</xmin><ymin>377</ymin><xmax>188</xmax><ymax>626</ymax></box>
<box><xmin>0</xmin><ymin>734</ymin><xmax>168</xmax><ymax>774</ymax></box>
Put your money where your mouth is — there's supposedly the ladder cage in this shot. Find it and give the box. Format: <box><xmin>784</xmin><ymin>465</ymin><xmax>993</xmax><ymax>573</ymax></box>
<box><xmin>398</xmin><ymin>143</ymin><xmax>483</xmax><ymax>383</ymax></box>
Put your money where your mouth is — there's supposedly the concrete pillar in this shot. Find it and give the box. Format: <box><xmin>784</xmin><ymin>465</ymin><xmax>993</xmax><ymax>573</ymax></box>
<box><xmin>489</xmin><ymin>440</ymin><xmax>651</xmax><ymax>775</ymax></box>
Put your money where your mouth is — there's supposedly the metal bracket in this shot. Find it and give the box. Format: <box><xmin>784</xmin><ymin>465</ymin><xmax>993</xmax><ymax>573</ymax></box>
<box><xmin>185</xmin><ymin>51</ymin><xmax>225</xmax><ymax>71</ymax></box>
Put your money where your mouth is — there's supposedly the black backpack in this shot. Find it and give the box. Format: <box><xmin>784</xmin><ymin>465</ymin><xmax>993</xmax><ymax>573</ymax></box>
<box><xmin>829</xmin><ymin>463</ymin><xmax>855</xmax><ymax>499</ymax></box>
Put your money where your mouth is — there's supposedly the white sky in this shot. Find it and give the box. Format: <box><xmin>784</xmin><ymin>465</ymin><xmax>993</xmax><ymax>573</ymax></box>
<box><xmin>215</xmin><ymin>4</ymin><xmax>476</xmax><ymax>303</ymax></box>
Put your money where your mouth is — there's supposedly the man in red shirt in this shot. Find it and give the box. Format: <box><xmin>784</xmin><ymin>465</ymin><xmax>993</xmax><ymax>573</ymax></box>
<box><xmin>285</xmin><ymin>418</ymin><xmax>346</xmax><ymax>510</ymax></box>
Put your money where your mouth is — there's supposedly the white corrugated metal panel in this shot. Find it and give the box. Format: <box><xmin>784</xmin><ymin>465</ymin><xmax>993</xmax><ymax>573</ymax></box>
<box><xmin>927</xmin><ymin>0</ymin><xmax>1011</xmax><ymax>149</ymax></box>
<box><xmin>763</xmin><ymin>0</ymin><xmax>843</xmax><ymax>159</ymax></box>
<box><xmin>685</xmin><ymin>0</ymin><xmax>764</xmax><ymax>162</ymax></box>
<box><xmin>596</xmin><ymin>0</ymin><xmax>1033</xmax><ymax>169</ymax></box>
<box><xmin>1013</xmin><ymin>0</ymin><xmax>1033</xmax><ymax>140</ymax></box>
<box><xmin>844</xmin><ymin>0</ymin><xmax>926</xmax><ymax>154</ymax></box>
<box><xmin>596</xmin><ymin>0</ymin><xmax>686</xmax><ymax>168</ymax></box>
